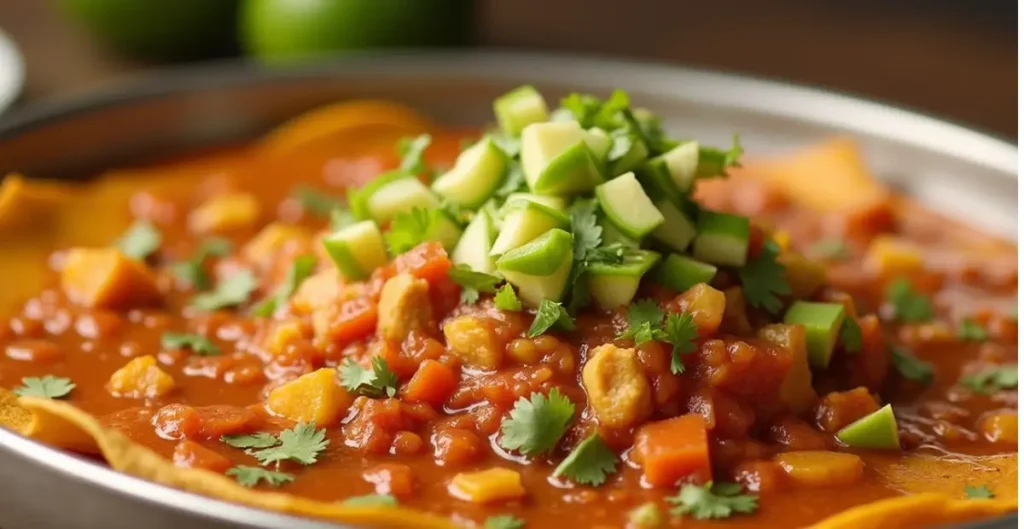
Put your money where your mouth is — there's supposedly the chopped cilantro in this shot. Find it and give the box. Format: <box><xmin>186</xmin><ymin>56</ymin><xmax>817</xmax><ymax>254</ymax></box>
<box><xmin>249</xmin><ymin>423</ymin><xmax>329</xmax><ymax>467</ymax></box>
<box><xmin>807</xmin><ymin>238</ymin><xmax>849</xmax><ymax>261</ymax></box>
<box><xmin>397</xmin><ymin>134</ymin><xmax>432</xmax><ymax>175</ymax></box>
<box><xmin>14</xmin><ymin>376</ymin><xmax>75</xmax><ymax>399</ymax></box>
<box><xmin>493</xmin><ymin>165</ymin><xmax>527</xmax><ymax>199</ymax></box>
<box><xmin>484</xmin><ymin>514</ymin><xmax>525</xmax><ymax>529</ymax></box>
<box><xmin>527</xmin><ymin>300</ymin><xmax>576</xmax><ymax>338</ymax></box>
<box><xmin>115</xmin><ymin>220</ymin><xmax>162</xmax><ymax>260</ymax></box>
<box><xmin>664</xmin><ymin>312</ymin><xmax>699</xmax><ymax>374</ymax></box>
<box><xmin>840</xmin><ymin>317</ymin><xmax>863</xmax><ymax>353</ymax></box>
<box><xmin>696</xmin><ymin>134</ymin><xmax>744</xmax><ymax>178</ymax></box>
<box><xmin>552</xmin><ymin>433</ymin><xmax>618</xmax><ymax>486</ymax></box>
<box><xmin>890</xmin><ymin>346</ymin><xmax>934</xmax><ymax>384</ymax></box>
<box><xmin>385</xmin><ymin>207</ymin><xmax>461</xmax><ymax>256</ymax></box>
<box><xmin>560</xmin><ymin>90</ymin><xmax>631</xmax><ymax>131</ymax></box>
<box><xmin>616</xmin><ymin>301</ymin><xmax>698</xmax><ymax>374</ymax></box>
<box><xmin>666</xmin><ymin>482</ymin><xmax>758</xmax><ymax>520</ymax></box>
<box><xmin>568</xmin><ymin>198</ymin><xmax>603</xmax><ymax>262</ymax></box>
<box><xmin>956</xmin><ymin>320</ymin><xmax>989</xmax><ymax>342</ymax></box>
<box><xmin>253</xmin><ymin>255</ymin><xmax>317</xmax><ymax>317</ymax></box>
<box><xmin>221</xmin><ymin>432</ymin><xmax>279</xmax><ymax>449</ymax></box>
<box><xmin>617</xmin><ymin>299</ymin><xmax>666</xmax><ymax>345</ymax></box>
<box><xmin>499</xmin><ymin>389</ymin><xmax>575</xmax><ymax>456</ymax></box>
<box><xmin>291</xmin><ymin>185</ymin><xmax>344</xmax><ymax>217</ymax></box>
<box><xmin>337</xmin><ymin>357</ymin><xmax>399</xmax><ymax>398</ymax></box>
<box><xmin>489</xmin><ymin>132</ymin><xmax>522</xmax><ymax>158</ymax></box>
<box><xmin>738</xmin><ymin>241</ymin><xmax>791</xmax><ymax>314</ymax></box>
<box><xmin>494</xmin><ymin>284</ymin><xmax>523</xmax><ymax>312</ymax></box>
<box><xmin>342</xmin><ymin>494</ymin><xmax>398</xmax><ymax>507</ymax></box>
<box><xmin>959</xmin><ymin>365</ymin><xmax>1017</xmax><ymax>394</ymax></box>
<box><xmin>886</xmin><ymin>278</ymin><xmax>933</xmax><ymax>322</ymax></box>
<box><xmin>170</xmin><ymin>237</ymin><xmax>233</xmax><ymax>290</ymax></box>
<box><xmin>160</xmin><ymin>331</ymin><xmax>220</xmax><ymax>356</ymax></box>
<box><xmin>448</xmin><ymin>264</ymin><xmax>503</xmax><ymax>305</ymax></box>
<box><xmin>226</xmin><ymin>466</ymin><xmax>294</xmax><ymax>488</ymax></box>
<box><xmin>964</xmin><ymin>484</ymin><xmax>995</xmax><ymax>499</ymax></box>
<box><xmin>190</xmin><ymin>270</ymin><xmax>258</xmax><ymax>311</ymax></box>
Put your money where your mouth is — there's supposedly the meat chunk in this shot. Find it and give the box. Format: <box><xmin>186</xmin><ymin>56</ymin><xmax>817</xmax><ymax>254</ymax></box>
<box><xmin>107</xmin><ymin>355</ymin><xmax>175</xmax><ymax>398</ymax></box>
<box><xmin>443</xmin><ymin>316</ymin><xmax>502</xmax><ymax>370</ymax></box>
<box><xmin>266</xmin><ymin>368</ymin><xmax>353</xmax><ymax>426</ymax></box>
<box><xmin>582</xmin><ymin>344</ymin><xmax>652</xmax><ymax>429</ymax></box>
<box><xmin>376</xmin><ymin>273</ymin><xmax>432</xmax><ymax>341</ymax></box>
<box><xmin>61</xmin><ymin>248</ymin><xmax>160</xmax><ymax>309</ymax></box>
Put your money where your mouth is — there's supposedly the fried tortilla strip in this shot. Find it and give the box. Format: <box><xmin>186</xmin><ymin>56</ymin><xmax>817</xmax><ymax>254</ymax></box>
<box><xmin>16</xmin><ymin>396</ymin><xmax>456</xmax><ymax>529</ymax></box>
<box><xmin>813</xmin><ymin>493</ymin><xmax>1016</xmax><ymax>529</ymax></box>
<box><xmin>0</xmin><ymin>388</ymin><xmax>99</xmax><ymax>455</ymax></box>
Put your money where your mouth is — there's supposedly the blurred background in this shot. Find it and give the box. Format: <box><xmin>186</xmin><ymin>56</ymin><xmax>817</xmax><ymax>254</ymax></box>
<box><xmin>0</xmin><ymin>0</ymin><xmax>1015</xmax><ymax>138</ymax></box>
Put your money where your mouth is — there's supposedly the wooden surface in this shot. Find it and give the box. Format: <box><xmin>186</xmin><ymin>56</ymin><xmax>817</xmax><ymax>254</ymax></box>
<box><xmin>0</xmin><ymin>0</ymin><xmax>1016</xmax><ymax>138</ymax></box>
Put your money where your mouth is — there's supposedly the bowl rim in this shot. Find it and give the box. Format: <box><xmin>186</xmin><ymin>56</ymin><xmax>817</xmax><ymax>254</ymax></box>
<box><xmin>0</xmin><ymin>50</ymin><xmax>1015</xmax><ymax>529</ymax></box>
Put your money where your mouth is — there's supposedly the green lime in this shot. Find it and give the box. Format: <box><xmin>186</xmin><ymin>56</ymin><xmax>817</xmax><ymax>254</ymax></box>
<box><xmin>58</xmin><ymin>0</ymin><xmax>239</xmax><ymax>61</ymax></box>
<box><xmin>240</xmin><ymin>0</ymin><xmax>474</xmax><ymax>63</ymax></box>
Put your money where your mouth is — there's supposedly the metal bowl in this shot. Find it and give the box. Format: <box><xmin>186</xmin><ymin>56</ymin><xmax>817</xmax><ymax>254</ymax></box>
<box><xmin>0</xmin><ymin>51</ymin><xmax>1015</xmax><ymax>529</ymax></box>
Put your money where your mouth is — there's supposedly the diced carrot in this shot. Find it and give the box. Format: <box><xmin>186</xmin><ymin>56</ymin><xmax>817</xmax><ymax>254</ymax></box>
<box><xmin>152</xmin><ymin>403</ymin><xmax>202</xmax><ymax>440</ymax></box>
<box><xmin>194</xmin><ymin>405</ymin><xmax>259</xmax><ymax>439</ymax></box>
<box><xmin>634</xmin><ymin>414</ymin><xmax>711</xmax><ymax>487</ymax></box>
<box><xmin>393</xmin><ymin>242</ymin><xmax>452</xmax><ymax>284</ymax></box>
<box><xmin>61</xmin><ymin>248</ymin><xmax>161</xmax><ymax>309</ymax></box>
<box><xmin>172</xmin><ymin>440</ymin><xmax>233</xmax><ymax>473</ymax></box>
<box><xmin>331</xmin><ymin>297</ymin><xmax>378</xmax><ymax>346</ymax></box>
<box><xmin>403</xmin><ymin>359</ymin><xmax>458</xmax><ymax>407</ymax></box>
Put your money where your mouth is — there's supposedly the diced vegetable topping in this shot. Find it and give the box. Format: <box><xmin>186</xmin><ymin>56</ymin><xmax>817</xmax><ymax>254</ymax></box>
<box><xmin>191</xmin><ymin>271</ymin><xmax>258</xmax><ymax>311</ymax></box>
<box><xmin>836</xmin><ymin>404</ymin><xmax>900</xmax><ymax>449</ymax></box>
<box><xmin>693</xmin><ymin>211</ymin><xmax>750</xmax><ymax>267</ymax></box>
<box><xmin>115</xmin><ymin>220</ymin><xmax>162</xmax><ymax>260</ymax></box>
<box><xmin>338</xmin><ymin>357</ymin><xmax>399</xmax><ymax>398</ymax></box>
<box><xmin>964</xmin><ymin>485</ymin><xmax>995</xmax><ymax>499</ymax></box>
<box><xmin>227</xmin><ymin>466</ymin><xmax>295</xmax><ymax>488</ymax></box>
<box><xmin>960</xmin><ymin>365</ymin><xmax>1017</xmax><ymax>394</ymax></box>
<box><xmin>322</xmin><ymin>220</ymin><xmax>389</xmax><ymax>280</ymax></box>
<box><xmin>432</xmin><ymin>137</ymin><xmax>509</xmax><ymax>209</ymax></box>
<box><xmin>885</xmin><ymin>278</ymin><xmax>933</xmax><ymax>322</ymax></box>
<box><xmin>655</xmin><ymin>254</ymin><xmax>717</xmax><ymax>293</ymax></box>
<box><xmin>494</xmin><ymin>85</ymin><xmax>550</xmax><ymax>135</ymax></box>
<box><xmin>783</xmin><ymin>302</ymin><xmax>846</xmax><ymax>368</ymax></box>
<box><xmin>595</xmin><ymin>172</ymin><xmax>664</xmax><ymax>239</ymax></box>
<box><xmin>248</xmin><ymin>423</ymin><xmax>329</xmax><ymax>466</ymax></box>
<box><xmin>160</xmin><ymin>332</ymin><xmax>220</xmax><ymax>356</ymax></box>
<box><xmin>890</xmin><ymin>346</ymin><xmax>934</xmax><ymax>384</ymax></box>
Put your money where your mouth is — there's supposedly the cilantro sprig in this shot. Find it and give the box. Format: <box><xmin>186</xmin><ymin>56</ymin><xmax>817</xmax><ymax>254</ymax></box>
<box><xmin>959</xmin><ymin>365</ymin><xmax>1017</xmax><ymax>394</ymax></box>
<box><xmin>494</xmin><ymin>284</ymin><xmax>523</xmax><ymax>312</ymax></box>
<box><xmin>170</xmin><ymin>237</ymin><xmax>233</xmax><ymax>290</ymax></box>
<box><xmin>890</xmin><ymin>346</ymin><xmax>934</xmax><ymax>384</ymax></box>
<box><xmin>14</xmin><ymin>376</ymin><xmax>75</xmax><ymax>399</ymax></box>
<box><xmin>666</xmin><ymin>482</ymin><xmax>758</xmax><ymax>520</ymax></box>
<box><xmin>115</xmin><ymin>220</ymin><xmax>162</xmax><ymax>260</ymax></box>
<box><xmin>886</xmin><ymin>278</ymin><xmax>933</xmax><ymax>322</ymax></box>
<box><xmin>291</xmin><ymin>185</ymin><xmax>345</xmax><ymax>217</ymax></box>
<box><xmin>448</xmin><ymin>264</ymin><xmax>503</xmax><ymax>305</ymax></box>
<box><xmin>499</xmin><ymin>389</ymin><xmax>575</xmax><ymax>456</ymax></box>
<box><xmin>337</xmin><ymin>357</ymin><xmax>399</xmax><ymax>398</ymax></box>
<box><xmin>840</xmin><ymin>317</ymin><xmax>863</xmax><ymax>353</ymax></box>
<box><xmin>342</xmin><ymin>493</ymin><xmax>398</xmax><ymax>507</ymax></box>
<box><xmin>385</xmin><ymin>207</ymin><xmax>461</xmax><ymax>256</ymax></box>
<box><xmin>527</xmin><ymin>300</ymin><xmax>575</xmax><ymax>337</ymax></box>
<box><xmin>160</xmin><ymin>331</ymin><xmax>220</xmax><ymax>356</ymax></box>
<box><xmin>965</xmin><ymin>484</ymin><xmax>995</xmax><ymax>499</ymax></box>
<box><xmin>249</xmin><ymin>423</ymin><xmax>329</xmax><ymax>467</ymax></box>
<box><xmin>552</xmin><ymin>433</ymin><xmax>618</xmax><ymax>486</ymax></box>
<box><xmin>191</xmin><ymin>270</ymin><xmax>258</xmax><ymax>311</ymax></box>
<box><xmin>226</xmin><ymin>466</ymin><xmax>295</xmax><ymax>488</ymax></box>
<box><xmin>738</xmin><ymin>241</ymin><xmax>790</xmax><ymax>314</ymax></box>
<box><xmin>253</xmin><ymin>255</ymin><xmax>317</xmax><ymax>317</ymax></box>
<box><xmin>617</xmin><ymin>300</ymin><xmax>698</xmax><ymax>374</ymax></box>
<box><xmin>484</xmin><ymin>515</ymin><xmax>525</xmax><ymax>529</ymax></box>
<box><xmin>956</xmin><ymin>320</ymin><xmax>989</xmax><ymax>342</ymax></box>
<box><xmin>222</xmin><ymin>432</ymin><xmax>279</xmax><ymax>449</ymax></box>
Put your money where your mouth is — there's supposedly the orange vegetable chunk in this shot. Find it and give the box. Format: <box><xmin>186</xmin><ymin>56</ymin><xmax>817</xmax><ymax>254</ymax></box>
<box><xmin>634</xmin><ymin>414</ymin><xmax>711</xmax><ymax>487</ymax></box>
<box><xmin>773</xmin><ymin>451</ymin><xmax>864</xmax><ymax>488</ymax></box>
<box><xmin>107</xmin><ymin>355</ymin><xmax>176</xmax><ymax>398</ymax></box>
<box><xmin>404</xmin><ymin>359</ymin><xmax>458</xmax><ymax>407</ymax></box>
<box><xmin>266</xmin><ymin>368</ymin><xmax>353</xmax><ymax>426</ymax></box>
<box><xmin>60</xmin><ymin>248</ymin><xmax>160</xmax><ymax>309</ymax></box>
<box><xmin>172</xmin><ymin>439</ymin><xmax>232</xmax><ymax>473</ymax></box>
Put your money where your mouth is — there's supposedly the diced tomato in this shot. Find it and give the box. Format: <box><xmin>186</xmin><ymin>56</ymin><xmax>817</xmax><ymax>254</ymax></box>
<box><xmin>362</xmin><ymin>463</ymin><xmax>416</xmax><ymax>497</ymax></box>
<box><xmin>403</xmin><ymin>359</ymin><xmax>458</xmax><ymax>408</ymax></box>
<box><xmin>195</xmin><ymin>405</ymin><xmax>259</xmax><ymax>439</ymax></box>
<box><xmin>172</xmin><ymin>440</ymin><xmax>233</xmax><ymax>473</ymax></box>
<box><xmin>152</xmin><ymin>403</ymin><xmax>202</xmax><ymax>441</ymax></box>
<box><xmin>330</xmin><ymin>297</ymin><xmax>378</xmax><ymax>347</ymax></box>
<box><xmin>635</xmin><ymin>414</ymin><xmax>712</xmax><ymax>487</ymax></box>
<box><xmin>431</xmin><ymin>427</ymin><xmax>484</xmax><ymax>467</ymax></box>
<box><xmin>429</xmin><ymin>276</ymin><xmax>463</xmax><ymax>316</ymax></box>
<box><xmin>393</xmin><ymin>242</ymin><xmax>452</xmax><ymax>284</ymax></box>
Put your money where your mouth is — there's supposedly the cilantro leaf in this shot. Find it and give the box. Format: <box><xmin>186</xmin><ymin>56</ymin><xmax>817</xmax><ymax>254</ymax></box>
<box><xmin>249</xmin><ymin>423</ymin><xmax>329</xmax><ymax>466</ymax></box>
<box><xmin>342</xmin><ymin>494</ymin><xmax>398</xmax><ymax>507</ymax></box>
<box><xmin>494</xmin><ymin>284</ymin><xmax>523</xmax><ymax>312</ymax></box>
<box><xmin>291</xmin><ymin>185</ymin><xmax>344</xmax><ymax>217</ymax></box>
<box><xmin>560</xmin><ymin>90</ymin><xmax>630</xmax><ymax>130</ymax></box>
<box><xmin>956</xmin><ymin>320</ymin><xmax>989</xmax><ymax>342</ymax></box>
<box><xmin>191</xmin><ymin>270</ymin><xmax>258</xmax><ymax>311</ymax></box>
<box><xmin>667</xmin><ymin>482</ymin><xmax>758</xmax><ymax>520</ymax></box>
<box><xmin>696</xmin><ymin>134</ymin><xmax>744</xmax><ymax>178</ymax></box>
<box><xmin>959</xmin><ymin>365</ymin><xmax>1017</xmax><ymax>394</ymax></box>
<box><xmin>568</xmin><ymin>198</ymin><xmax>603</xmax><ymax>260</ymax></box>
<box><xmin>253</xmin><ymin>255</ymin><xmax>317</xmax><ymax>317</ymax></box>
<box><xmin>565</xmin><ymin>263</ymin><xmax>591</xmax><ymax>315</ymax></box>
<box><xmin>493</xmin><ymin>165</ymin><xmax>527</xmax><ymax>199</ymax></box>
<box><xmin>397</xmin><ymin>134</ymin><xmax>432</xmax><ymax>174</ymax></box>
<box><xmin>738</xmin><ymin>241</ymin><xmax>790</xmax><ymax>314</ymax></box>
<box><xmin>499</xmin><ymin>389</ymin><xmax>575</xmax><ymax>456</ymax></box>
<box><xmin>14</xmin><ymin>376</ymin><xmax>75</xmax><ymax>399</ymax></box>
<box><xmin>618</xmin><ymin>299</ymin><xmax>666</xmax><ymax>344</ymax></box>
<box><xmin>527</xmin><ymin>300</ymin><xmax>576</xmax><ymax>338</ymax></box>
<box><xmin>484</xmin><ymin>514</ymin><xmax>525</xmax><ymax>529</ymax></box>
<box><xmin>115</xmin><ymin>220</ymin><xmax>162</xmax><ymax>259</ymax></box>
<box><xmin>226</xmin><ymin>466</ymin><xmax>294</xmax><ymax>488</ymax></box>
<box><xmin>890</xmin><ymin>346</ymin><xmax>934</xmax><ymax>384</ymax></box>
<box><xmin>337</xmin><ymin>357</ymin><xmax>398</xmax><ymax>398</ymax></box>
<box><xmin>964</xmin><ymin>484</ymin><xmax>995</xmax><ymax>499</ymax></box>
<box><xmin>840</xmin><ymin>317</ymin><xmax>863</xmax><ymax>353</ymax></box>
<box><xmin>448</xmin><ymin>264</ymin><xmax>503</xmax><ymax>305</ymax></box>
<box><xmin>807</xmin><ymin>238</ymin><xmax>849</xmax><ymax>261</ymax></box>
<box><xmin>160</xmin><ymin>331</ymin><xmax>221</xmax><ymax>356</ymax></box>
<box><xmin>221</xmin><ymin>432</ymin><xmax>279</xmax><ymax>449</ymax></box>
<box><xmin>886</xmin><ymin>278</ymin><xmax>933</xmax><ymax>322</ymax></box>
<box><xmin>664</xmin><ymin>312</ymin><xmax>699</xmax><ymax>374</ymax></box>
<box><xmin>553</xmin><ymin>433</ymin><xmax>618</xmax><ymax>486</ymax></box>
<box><xmin>170</xmin><ymin>237</ymin><xmax>233</xmax><ymax>290</ymax></box>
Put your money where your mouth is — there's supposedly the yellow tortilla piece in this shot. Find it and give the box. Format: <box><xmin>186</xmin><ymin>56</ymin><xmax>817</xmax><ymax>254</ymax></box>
<box><xmin>813</xmin><ymin>493</ymin><xmax>1015</xmax><ymax>529</ymax></box>
<box><xmin>0</xmin><ymin>388</ymin><xmax>99</xmax><ymax>455</ymax></box>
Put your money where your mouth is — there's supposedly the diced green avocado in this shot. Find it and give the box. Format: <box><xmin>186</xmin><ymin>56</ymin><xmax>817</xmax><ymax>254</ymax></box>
<box><xmin>587</xmin><ymin>249</ymin><xmax>661</xmax><ymax>310</ymax></box>
<box><xmin>635</xmin><ymin>157</ymin><xmax>683</xmax><ymax>205</ymax></box>
<box><xmin>493</xmin><ymin>85</ymin><xmax>550</xmax><ymax>135</ymax></box>
<box><xmin>646</xmin><ymin>140</ymin><xmax>699</xmax><ymax>193</ymax></box>
<box><xmin>598</xmin><ymin>215</ymin><xmax>641</xmax><ymax>248</ymax></box>
<box><xmin>783</xmin><ymin>301</ymin><xmax>846</xmax><ymax>368</ymax></box>
<box><xmin>608</xmin><ymin>132</ymin><xmax>650</xmax><ymax>176</ymax></box>
<box><xmin>648</xmin><ymin>198</ymin><xmax>697</xmax><ymax>253</ymax></box>
<box><xmin>452</xmin><ymin>210</ymin><xmax>498</xmax><ymax>273</ymax></box>
<box><xmin>365</xmin><ymin>177</ymin><xmax>439</xmax><ymax>225</ymax></box>
<box><xmin>425</xmin><ymin>209</ymin><xmax>464</xmax><ymax>252</ymax></box>
<box><xmin>504</xmin><ymin>193</ymin><xmax>567</xmax><ymax>212</ymax></box>
<box><xmin>521</xmin><ymin>121</ymin><xmax>605</xmax><ymax>195</ymax></box>
<box><xmin>322</xmin><ymin>220</ymin><xmax>388</xmax><ymax>280</ymax></box>
<box><xmin>496</xmin><ymin>229</ymin><xmax>574</xmax><ymax>307</ymax></box>
<box><xmin>655</xmin><ymin>254</ymin><xmax>717</xmax><ymax>293</ymax></box>
<box><xmin>349</xmin><ymin>170</ymin><xmax>408</xmax><ymax>220</ymax></box>
<box><xmin>431</xmin><ymin>137</ymin><xmax>508</xmax><ymax>209</ymax></box>
<box><xmin>692</xmin><ymin>211</ymin><xmax>750</xmax><ymax>267</ymax></box>
<box><xmin>836</xmin><ymin>404</ymin><xmax>901</xmax><ymax>450</ymax></box>
<box><xmin>595</xmin><ymin>172</ymin><xmax>664</xmax><ymax>239</ymax></box>
<box><xmin>490</xmin><ymin>200</ymin><xmax>570</xmax><ymax>257</ymax></box>
<box><xmin>584</xmin><ymin>127</ymin><xmax>613</xmax><ymax>160</ymax></box>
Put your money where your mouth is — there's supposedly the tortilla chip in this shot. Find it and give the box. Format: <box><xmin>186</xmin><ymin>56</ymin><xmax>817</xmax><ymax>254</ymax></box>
<box><xmin>813</xmin><ymin>493</ymin><xmax>1015</xmax><ymax>529</ymax></box>
<box><xmin>0</xmin><ymin>388</ymin><xmax>99</xmax><ymax>454</ymax></box>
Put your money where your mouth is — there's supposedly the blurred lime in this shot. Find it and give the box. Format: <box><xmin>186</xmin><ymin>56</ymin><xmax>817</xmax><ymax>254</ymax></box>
<box><xmin>240</xmin><ymin>0</ymin><xmax>474</xmax><ymax>63</ymax></box>
<box><xmin>58</xmin><ymin>0</ymin><xmax>239</xmax><ymax>61</ymax></box>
